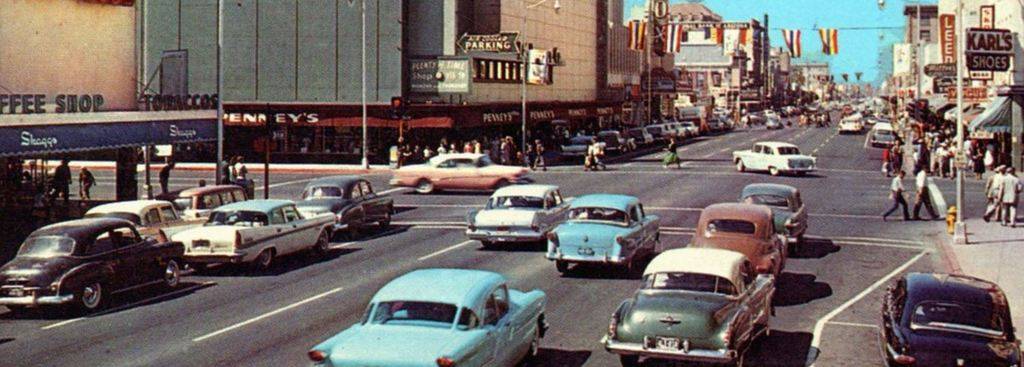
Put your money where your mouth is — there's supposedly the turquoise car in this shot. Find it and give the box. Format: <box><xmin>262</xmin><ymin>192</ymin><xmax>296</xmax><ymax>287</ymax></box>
<box><xmin>308</xmin><ymin>269</ymin><xmax>547</xmax><ymax>367</ymax></box>
<box><xmin>545</xmin><ymin>194</ymin><xmax>660</xmax><ymax>274</ymax></box>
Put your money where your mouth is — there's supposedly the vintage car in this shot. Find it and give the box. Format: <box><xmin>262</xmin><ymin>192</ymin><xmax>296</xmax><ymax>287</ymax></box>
<box><xmin>170</xmin><ymin>200</ymin><xmax>334</xmax><ymax>270</ymax></box>
<box><xmin>881</xmin><ymin>272</ymin><xmax>1021</xmax><ymax>367</ymax></box>
<box><xmin>166</xmin><ymin>184</ymin><xmax>249</xmax><ymax>219</ymax></box>
<box><xmin>0</xmin><ymin>218</ymin><xmax>185</xmax><ymax>313</ymax></box>
<box><xmin>740</xmin><ymin>184</ymin><xmax>808</xmax><ymax>248</ymax></box>
<box><xmin>545</xmin><ymin>194</ymin><xmax>660</xmax><ymax>274</ymax></box>
<box><xmin>598</xmin><ymin>130</ymin><xmax>636</xmax><ymax>153</ymax></box>
<box><xmin>627</xmin><ymin>127</ymin><xmax>656</xmax><ymax>146</ymax></box>
<box><xmin>602</xmin><ymin>248</ymin><xmax>774</xmax><ymax>367</ymax></box>
<box><xmin>84</xmin><ymin>200</ymin><xmax>204</xmax><ymax>241</ymax></box>
<box><xmin>560</xmin><ymin>136</ymin><xmax>598</xmax><ymax>159</ymax></box>
<box><xmin>466</xmin><ymin>184</ymin><xmax>569</xmax><ymax>248</ymax></box>
<box><xmin>390</xmin><ymin>153</ymin><xmax>530</xmax><ymax>194</ymax></box>
<box><xmin>679</xmin><ymin>120</ymin><xmax>701</xmax><ymax>137</ymax></box>
<box><xmin>868</xmin><ymin>123</ymin><xmax>897</xmax><ymax>149</ymax></box>
<box><xmin>690</xmin><ymin>203</ymin><xmax>786</xmax><ymax>277</ymax></box>
<box><xmin>295</xmin><ymin>176</ymin><xmax>394</xmax><ymax>236</ymax></box>
<box><xmin>764</xmin><ymin>117</ymin><xmax>784</xmax><ymax>130</ymax></box>
<box><xmin>733</xmin><ymin>141</ymin><xmax>817</xmax><ymax>176</ymax></box>
<box><xmin>839</xmin><ymin>114</ymin><xmax>865</xmax><ymax>134</ymax></box>
<box><xmin>308</xmin><ymin>268</ymin><xmax>547</xmax><ymax>367</ymax></box>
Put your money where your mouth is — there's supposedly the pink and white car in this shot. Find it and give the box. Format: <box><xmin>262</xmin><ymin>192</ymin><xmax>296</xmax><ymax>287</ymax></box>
<box><xmin>390</xmin><ymin>153</ymin><xmax>530</xmax><ymax>194</ymax></box>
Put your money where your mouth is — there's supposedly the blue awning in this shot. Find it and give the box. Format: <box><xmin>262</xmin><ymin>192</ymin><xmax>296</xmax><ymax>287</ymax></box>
<box><xmin>0</xmin><ymin>111</ymin><xmax>217</xmax><ymax>157</ymax></box>
<box><xmin>968</xmin><ymin>96</ymin><xmax>1012</xmax><ymax>133</ymax></box>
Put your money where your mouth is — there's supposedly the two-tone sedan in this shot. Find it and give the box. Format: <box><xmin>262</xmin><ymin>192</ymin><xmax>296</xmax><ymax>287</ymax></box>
<box><xmin>740</xmin><ymin>183</ymin><xmax>808</xmax><ymax>249</ymax></box>
<box><xmin>308</xmin><ymin>268</ymin><xmax>547</xmax><ymax>367</ymax></box>
<box><xmin>691</xmin><ymin>203</ymin><xmax>786</xmax><ymax>277</ymax></box>
<box><xmin>603</xmin><ymin>248</ymin><xmax>774</xmax><ymax>367</ymax></box>
<box><xmin>0</xmin><ymin>218</ymin><xmax>184</xmax><ymax>314</ymax></box>
<box><xmin>546</xmin><ymin>194</ymin><xmax>660</xmax><ymax>275</ymax></box>
<box><xmin>466</xmin><ymin>184</ymin><xmax>569</xmax><ymax>249</ymax></box>
<box><xmin>733</xmin><ymin>142</ymin><xmax>816</xmax><ymax>176</ymax></box>
<box><xmin>880</xmin><ymin>272</ymin><xmax>1021</xmax><ymax>367</ymax></box>
<box><xmin>171</xmin><ymin>200</ymin><xmax>335</xmax><ymax>271</ymax></box>
<box><xmin>84</xmin><ymin>199</ymin><xmax>204</xmax><ymax>241</ymax></box>
<box><xmin>390</xmin><ymin>153</ymin><xmax>530</xmax><ymax>194</ymax></box>
<box><xmin>295</xmin><ymin>176</ymin><xmax>394</xmax><ymax>237</ymax></box>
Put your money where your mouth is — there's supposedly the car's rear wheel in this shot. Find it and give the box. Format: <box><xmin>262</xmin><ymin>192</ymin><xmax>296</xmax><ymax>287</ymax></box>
<box><xmin>415</xmin><ymin>179</ymin><xmax>434</xmax><ymax>194</ymax></box>
<box><xmin>4</xmin><ymin>305</ymin><xmax>26</xmax><ymax>315</ymax></box>
<box><xmin>736</xmin><ymin>160</ymin><xmax>746</xmax><ymax>172</ymax></box>
<box><xmin>254</xmin><ymin>249</ymin><xmax>275</xmax><ymax>271</ymax></box>
<box><xmin>619</xmin><ymin>355</ymin><xmax>640</xmax><ymax>367</ymax></box>
<box><xmin>480</xmin><ymin>240</ymin><xmax>496</xmax><ymax>250</ymax></box>
<box><xmin>378</xmin><ymin>209</ymin><xmax>392</xmax><ymax>230</ymax></box>
<box><xmin>163</xmin><ymin>260</ymin><xmax>181</xmax><ymax>289</ymax></box>
<box><xmin>555</xmin><ymin>260</ymin><xmax>569</xmax><ymax>274</ymax></box>
<box><xmin>76</xmin><ymin>281</ymin><xmax>106</xmax><ymax>313</ymax></box>
<box><xmin>313</xmin><ymin>230</ymin><xmax>330</xmax><ymax>257</ymax></box>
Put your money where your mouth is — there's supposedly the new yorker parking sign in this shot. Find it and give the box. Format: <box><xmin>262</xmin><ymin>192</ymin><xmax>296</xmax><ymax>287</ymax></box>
<box><xmin>458</xmin><ymin>33</ymin><xmax>521</xmax><ymax>54</ymax></box>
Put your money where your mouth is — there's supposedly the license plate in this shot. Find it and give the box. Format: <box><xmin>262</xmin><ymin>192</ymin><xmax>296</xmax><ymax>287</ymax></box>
<box><xmin>193</xmin><ymin>240</ymin><xmax>210</xmax><ymax>248</ymax></box>
<box><xmin>8</xmin><ymin>288</ymin><xmax>24</xmax><ymax>297</ymax></box>
<box><xmin>577</xmin><ymin>247</ymin><xmax>594</xmax><ymax>256</ymax></box>
<box><xmin>656</xmin><ymin>337</ymin><xmax>680</xmax><ymax>350</ymax></box>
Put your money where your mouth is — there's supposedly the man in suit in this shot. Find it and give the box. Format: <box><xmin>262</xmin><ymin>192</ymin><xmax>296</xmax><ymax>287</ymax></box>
<box><xmin>984</xmin><ymin>166</ymin><xmax>1005</xmax><ymax>222</ymax></box>
<box><xmin>999</xmin><ymin>167</ymin><xmax>1021</xmax><ymax>227</ymax></box>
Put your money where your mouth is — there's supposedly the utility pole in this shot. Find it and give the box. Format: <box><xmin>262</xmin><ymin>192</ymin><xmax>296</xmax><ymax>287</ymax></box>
<box><xmin>360</xmin><ymin>0</ymin><xmax>369</xmax><ymax>169</ymax></box>
<box><xmin>646</xmin><ymin>1</ymin><xmax>654</xmax><ymax>125</ymax></box>
<box><xmin>953</xmin><ymin>0</ymin><xmax>967</xmax><ymax>244</ymax></box>
<box><xmin>215</xmin><ymin>0</ymin><xmax>224</xmax><ymax>185</ymax></box>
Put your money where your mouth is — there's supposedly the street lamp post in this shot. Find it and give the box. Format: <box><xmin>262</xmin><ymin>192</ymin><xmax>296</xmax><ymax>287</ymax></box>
<box><xmin>216</xmin><ymin>0</ymin><xmax>224</xmax><ymax>185</ymax></box>
<box><xmin>521</xmin><ymin>0</ymin><xmax>560</xmax><ymax>155</ymax></box>
<box><xmin>360</xmin><ymin>0</ymin><xmax>369</xmax><ymax>169</ymax></box>
<box><xmin>953</xmin><ymin>0</ymin><xmax>967</xmax><ymax>244</ymax></box>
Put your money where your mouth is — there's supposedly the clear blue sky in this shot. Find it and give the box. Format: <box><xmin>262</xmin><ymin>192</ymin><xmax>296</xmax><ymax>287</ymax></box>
<box><xmin>625</xmin><ymin>0</ymin><xmax>928</xmax><ymax>84</ymax></box>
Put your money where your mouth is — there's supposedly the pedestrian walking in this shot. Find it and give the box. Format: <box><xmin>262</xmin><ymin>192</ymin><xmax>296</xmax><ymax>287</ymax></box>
<box><xmin>159</xmin><ymin>161</ymin><xmax>175</xmax><ymax>194</ymax></box>
<box><xmin>984</xmin><ymin>146</ymin><xmax>996</xmax><ymax>172</ymax></box>
<box><xmin>663</xmin><ymin>136</ymin><xmax>681</xmax><ymax>169</ymax></box>
<box><xmin>78</xmin><ymin>167</ymin><xmax>95</xmax><ymax>201</ymax></box>
<box><xmin>500</xmin><ymin>137</ymin><xmax>512</xmax><ymax>165</ymax></box>
<box><xmin>984</xmin><ymin>166</ymin><xmax>1006</xmax><ymax>222</ymax></box>
<box><xmin>881</xmin><ymin>147</ymin><xmax>891</xmax><ymax>177</ymax></box>
<box><xmin>882</xmin><ymin>170</ymin><xmax>910</xmax><ymax>221</ymax></box>
<box><xmin>53</xmin><ymin>159</ymin><xmax>72</xmax><ymax>203</ymax></box>
<box><xmin>912</xmin><ymin>168</ymin><xmax>940</xmax><ymax>220</ymax></box>
<box><xmin>972</xmin><ymin>146</ymin><xmax>986</xmax><ymax>180</ymax></box>
<box><xmin>532</xmin><ymin>139</ymin><xmax>546</xmax><ymax>171</ymax></box>
<box><xmin>998</xmin><ymin>167</ymin><xmax>1021</xmax><ymax>227</ymax></box>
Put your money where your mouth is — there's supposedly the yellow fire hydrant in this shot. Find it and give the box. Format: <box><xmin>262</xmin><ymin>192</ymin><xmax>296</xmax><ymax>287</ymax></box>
<box><xmin>947</xmin><ymin>206</ymin><xmax>957</xmax><ymax>234</ymax></box>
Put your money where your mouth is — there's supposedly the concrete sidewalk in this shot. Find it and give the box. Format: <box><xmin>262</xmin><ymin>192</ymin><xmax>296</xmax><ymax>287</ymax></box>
<box><xmin>935</xmin><ymin>216</ymin><xmax>1024</xmax><ymax>330</ymax></box>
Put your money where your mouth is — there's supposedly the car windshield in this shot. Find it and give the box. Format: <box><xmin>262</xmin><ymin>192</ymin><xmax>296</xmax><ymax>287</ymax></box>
<box><xmin>644</xmin><ymin>272</ymin><xmax>736</xmax><ymax>295</ymax></box>
<box><xmin>18</xmin><ymin>236</ymin><xmax>76</xmax><ymax>258</ymax></box>
<box><xmin>777</xmin><ymin>147</ymin><xmax>801</xmax><ymax>155</ymax></box>
<box><xmin>570</xmin><ymin>136</ymin><xmax>594</xmax><ymax>145</ymax></box>
<box><xmin>744</xmin><ymin>194</ymin><xmax>789</xmax><ymax>207</ymax></box>
<box><xmin>370</xmin><ymin>301</ymin><xmax>458</xmax><ymax>328</ymax></box>
<box><xmin>707</xmin><ymin>219</ymin><xmax>756</xmax><ymax>235</ymax></box>
<box><xmin>84</xmin><ymin>212</ymin><xmax>142</xmax><ymax>225</ymax></box>
<box><xmin>304</xmin><ymin>186</ymin><xmax>343</xmax><ymax>199</ymax></box>
<box><xmin>173</xmin><ymin>197</ymin><xmax>193</xmax><ymax>211</ymax></box>
<box><xmin>207</xmin><ymin>210</ymin><xmax>269</xmax><ymax>227</ymax></box>
<box><xmin>911</xmin><ymin>301</ymin><xmax>1007</xmax><ymax>339</ymax></box>
<box><xmin>487</xmin><ymin>196</ymin><xmax>545</xmax><ymax>209</ymax></box>
<box><xmin>569</xmin><ymin>207</ymin><xmax>627</xmax><ymax>224</ymax></box>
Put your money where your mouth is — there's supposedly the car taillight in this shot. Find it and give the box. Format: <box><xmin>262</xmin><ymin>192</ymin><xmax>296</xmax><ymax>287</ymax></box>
<box><xmin>235</xmin><ymin>232</ymin><xmax>242</xmax><ymax>248</ymax></box>
<box><xmin>308</xmin><ymin>350</ymin><xmax>327</xmax><ymax>363</ymax></box>
<box><xmin>436</xmin><ymin>357</ymin><xmax>456</xmax><ymax>367</ymax></box>
<box><xmin>893</xmin><ymin>354</ymin><xmax>915</xmax><ymax>364</ymax></box>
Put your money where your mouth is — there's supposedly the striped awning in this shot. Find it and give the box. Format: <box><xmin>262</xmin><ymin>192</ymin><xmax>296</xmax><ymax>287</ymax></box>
<box><xmin>968</xmin><ymin>96</ymin><xmax>1012</xmax><ymax>133</ymax></box>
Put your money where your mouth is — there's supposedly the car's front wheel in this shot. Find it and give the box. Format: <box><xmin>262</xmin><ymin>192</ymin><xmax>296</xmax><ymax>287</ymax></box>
<box><xmin>736</xmin><ymin>160</ymin><xmax>746</xmax><ymax>172</ymax></box>
<box><xmin>313</xmin><ymin>230</ymin><xmax>330</xmax><ymax>257</ymax></box>
<box><xmin>415</xmin><ymin>179</ymin><xmax>434</xmax><ymax>194</ymax></box>
<box><xmin>555</xmin><ymin>260</ymin><xmax>569</xmax><ymax>274</ymax></box>
<box><xmin>76</xmin><ymin>281</ymin><xmax>106</xmax><ymax>313</ymax></box>
<box><xmin>619</xmin><ymin>355</ymin><xmax>640</xmax><ymax>367</ymax></box>
<box><xmin>378</xmin><ymin>209</ymin><xmax>392</xmax><ymax>230</ymax></box>
<box><xmin>162</xmin><ymin>259</ymin><xmax>181</xmax><ymax>289</ymax></box>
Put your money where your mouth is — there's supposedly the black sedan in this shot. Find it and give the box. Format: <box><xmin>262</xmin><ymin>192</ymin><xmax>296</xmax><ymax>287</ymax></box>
<box><xmin>0</xmin><ymin>218</ymin><xmax>185</xmax><ymax>314</ymax></box>
<box><xmin>881</xmin><ymin>272</ymin><xmax>1021</xmax><ymax>366</ymax></box>
<box><xmin>295</xmin><ymin>176</ymin><xmax>394</xmax><ymax>238</ymax></box>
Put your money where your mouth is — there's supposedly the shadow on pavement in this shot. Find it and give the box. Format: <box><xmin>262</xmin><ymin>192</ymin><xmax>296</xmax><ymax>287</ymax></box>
<box><xmin>561</xmin><ymin>262</ymin><xmax>646</xmax><ymax>280</ymax></box>
<box><xmin>476</xmin><ymin>241</ymin><xmax>546</xmax><ymax>252</ymax></box>
<box><xmin>531</xmin><ymin>348</ymin><xmax>591</xmax><ymax>367</ymax></box>
<box><xmin>0</xmin><ymin>338</ymin><xmax>12</xmax><ymax>345</ymax></box>
<box><xmin>1</xmin><ymin>280</ymin><xmax>213</xmax><ymax>320</ymax></box>
<box><xmin>744</xmin><ymin>330</ymin><xmax>814</xmax><ymax>367</ymax></box>
<box><xmin>773</xmin><ymin>272</ymin><xmax>833</xmax><ymax>307</ymax></box>
<box><xmin>790</xmin><ymin>238</ymin><xmax>840</xmax><ymax>259</ymax></box>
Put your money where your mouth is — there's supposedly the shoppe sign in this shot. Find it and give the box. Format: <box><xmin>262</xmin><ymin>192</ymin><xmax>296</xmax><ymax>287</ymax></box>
<box><xmin>410</xmin><ymin>58</ymin><xmax>471</xmax><ymax>94</ymax></box>
<box><xmin>965</xmin><ymin>28</ymin><xmax>1014</xmax><ymax>72</ymax></box>
<box><xmin>458</xmin><ymin>33</ymin><xmax>521</xmax><ymax>54</ymax></box>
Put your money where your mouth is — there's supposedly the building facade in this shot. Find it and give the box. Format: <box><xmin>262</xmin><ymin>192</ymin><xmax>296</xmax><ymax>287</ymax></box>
<box><xmin>792</xmin><ymin>62</ymin><xmax>832</xmax><ymax>100</ymax></box>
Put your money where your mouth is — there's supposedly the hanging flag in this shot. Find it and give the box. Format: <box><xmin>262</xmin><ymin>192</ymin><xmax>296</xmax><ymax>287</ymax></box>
<box><xmin>819</xmin><ymin>28</ymin><xmax>838</xmax><ymax>55</ymax></box>
<box><xmin>662</xmin><ymin>24</ymin><xmax>685</xmax><ymax>53</ymax></box>
<box><xmin>704</xmin><ymin>26</ymin><xmax>724</xmax><ymax>44</ymax></box>
<box><xmin>628</xmin><ymin>20</ymin><xmax>647</xmax><ymax>50</ymax></box>
<box><xmin>782</xmin><ymin>29</ymin><xmax>802</xmax><ymax>58</ymax></box>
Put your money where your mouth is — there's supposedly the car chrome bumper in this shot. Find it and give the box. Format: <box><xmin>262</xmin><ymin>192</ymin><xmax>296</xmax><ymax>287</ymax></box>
<box><xmin>546</xmin><ymin>252</ymin><xmax>626</xmax><ymax>265</ymax></box>
<box><xmin>0</xmin><ymin>294</ymin><xmax>74</xmax><ymax>306</ymax></box>
<box><xmin>184</xmin><ymin>252</ymin><xmax>247</xmax><ymax>264</ymax></box>
<box><xmin>466</xmin><ymin>229</ymin><xmax>544</xmax><ymax>242</ymax></box>
<box><xmin>603</xmin><ymin>338</ymin><xmax>736</xmax><ymax>363</ymax></box>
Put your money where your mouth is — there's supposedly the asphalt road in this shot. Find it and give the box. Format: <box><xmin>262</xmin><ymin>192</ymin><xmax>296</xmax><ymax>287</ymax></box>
<box><xmin>0</xmin><ymin>121</ymin><xmax>973</xmax><ymax>367</ymax></box>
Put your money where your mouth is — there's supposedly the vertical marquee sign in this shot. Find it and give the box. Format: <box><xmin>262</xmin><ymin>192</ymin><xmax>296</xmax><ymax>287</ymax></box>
<box><xmin>939</xmin><ymin>14</ymin><xmax>956</xmax><ymax>64</ymax></box>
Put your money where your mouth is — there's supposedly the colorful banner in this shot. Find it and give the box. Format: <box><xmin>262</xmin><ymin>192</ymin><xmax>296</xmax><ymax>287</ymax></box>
<box><xmin>663</xmin><ymin>24</ymin><xmax>686</xmax><ymax>53</ymax></box>
<box><xmin>628</xmin><ymin>20</ymin><xmax>646</xmax><ymax>50</ymax></box>
<box><xmin>819</xmin><ymin>28</ymin><xmax>838</xmax><ymax>55</ymax></box>
<box><xmin>782</xmin><ymin>29</ymin><xmax>802</xmax><ymax>58</ymax></box>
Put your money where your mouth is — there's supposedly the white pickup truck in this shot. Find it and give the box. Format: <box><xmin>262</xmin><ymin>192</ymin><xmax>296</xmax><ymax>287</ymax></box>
<box><xmin>733</xmin><ymin>141</ymin><xmax>817</xmax><ymax>176</ymax></box>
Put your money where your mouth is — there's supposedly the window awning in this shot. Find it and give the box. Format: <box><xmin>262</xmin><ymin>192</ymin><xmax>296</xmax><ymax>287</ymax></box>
<box><xmin>0</xmin><ymin>111</ymin><xmax>217</xmax><ymax>157</ymax></box>
<box><xmin>968</xmin><ymin>96</ymin><xmax>1012</xmax><ymax>133</ymax></box>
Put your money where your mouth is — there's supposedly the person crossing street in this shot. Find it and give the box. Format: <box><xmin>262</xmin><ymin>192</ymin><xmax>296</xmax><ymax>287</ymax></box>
<box><xmin>912</xmin><ymin>167</ymin><xmax>940</xmax><ymax>221</ymax></box>
<box><xmin>882</xmin><ymin>170</ymin><xmax>909</xmax><ymax>221</ymax></box>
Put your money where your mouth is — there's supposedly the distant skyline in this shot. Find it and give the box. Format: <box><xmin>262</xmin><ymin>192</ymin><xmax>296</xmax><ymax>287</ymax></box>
<box><xmin>624</xmin><ymin>0</ymin><xmax>927</xmax><ymax>84</ymax></box>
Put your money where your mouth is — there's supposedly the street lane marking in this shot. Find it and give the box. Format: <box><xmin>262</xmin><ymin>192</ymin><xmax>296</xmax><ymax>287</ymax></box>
<box><xmin>808</xmin><ymin>236</ymin><xmax>923</xmax><ymax>246</ymax></box>
<box><xmin>808</xmin><ymin>251</ymin><xmax>927</xmax><ymax>366</ymax></box>
<box><xmin>827</xmin><ymin>321</ymin><xmax>878</xmax><ymax>329</ymax></box>
<box><xmin>41</xmin><ymin>281</ymin><xmax>217</xmax><ymax>330</ymax></box>
<box><xmin>393</xmin><ymin>220</ymin><xmax>466</xmax><ymax>226</ymax></box>
<box><xmin>378</xmin><ymin>187</ymin><xmax>409</xmax><ymax>195</ymax></box>
<box><xmin>832</xmin><ymin>241</ymin><xmax>931</xmax><ymax>252</ymax></box>
<box><xmin>395</xmin><ymin>205</ymin><xmax>902</xmax><ymax>221</ymax></box>
<box><xmin>192</xmin><ymin>286</ymin><xmax>345</xmax><ymax>342</ymax></box>
<box><xmin>418</xmin><ymin>240</ymin><xmax>475</xmax><ymax>261</ymax></box>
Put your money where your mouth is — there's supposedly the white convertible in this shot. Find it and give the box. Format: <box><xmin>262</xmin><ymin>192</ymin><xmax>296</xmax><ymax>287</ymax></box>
<box><xmin>170</xmin><ymin>199</ymin><xmax>334</xmax><ymax>270</ymax></box>
<box><xmin>733</xmin><ymin>142</ymin><xmax>816</xmax><ymax>176</ymax></box>
<box><xmin>466</xmin><ymin>184</ymin><xmax>569</xmax><ymax>249</ymax></box>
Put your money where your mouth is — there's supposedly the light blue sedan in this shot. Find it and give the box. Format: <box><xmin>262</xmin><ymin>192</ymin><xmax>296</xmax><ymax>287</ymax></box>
<box><xmin>308</xmin><ymin>269</ymin><xmax>547</xmax><ymax>367</ymax></box>
<box><xmin>545</xmin><ymin>194</ymin><xmax>660</xmax><ymax>275</ymax></box>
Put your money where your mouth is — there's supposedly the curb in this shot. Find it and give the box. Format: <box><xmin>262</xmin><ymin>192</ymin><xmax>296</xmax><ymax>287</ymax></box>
<box><xmin>929</xmin><ymin>233</ymin><xmax>964</xmax><ymax>275</ymax></box>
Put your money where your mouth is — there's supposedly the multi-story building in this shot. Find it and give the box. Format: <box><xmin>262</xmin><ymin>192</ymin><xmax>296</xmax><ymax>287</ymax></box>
<box><xmin>140</xmin><ymin>0</ymin><xmax>649</xmax><ymax>163</ymax></box>
<box><xmin>792</xmin><ymin>62</ymin><xmax>832</xmax><ymax>101</ymax></box>
<box><xmin>938</xmin><ymin>0</ymin><xmax>1024</xmax><ymax>88</ymax></box>
<box><xmin>767</xmin><ymin>47</ymin><xmax>792</xmax><ymax>107</ymax></box>
<box><xmin>899</xmin><ymin>4</ymin><xmax>941</xmax><ymax>97</ymax></box>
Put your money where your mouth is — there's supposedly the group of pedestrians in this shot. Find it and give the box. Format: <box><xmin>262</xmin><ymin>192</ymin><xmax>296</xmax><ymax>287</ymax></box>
<box><xmin>983</xmin><ymin>165</ymin><xmax>1022</xmax><ymax>227</ymax></box>
<box><xmin>882</xmin><ymin>166</ymin><xmax>944</xmax><ymax>221</ymax></box>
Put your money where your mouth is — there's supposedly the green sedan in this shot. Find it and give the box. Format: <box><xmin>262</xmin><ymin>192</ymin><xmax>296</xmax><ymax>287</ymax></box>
<box><xmin>740</xmin><ymin>183</ymin><xmax>808</xmax><ymax>251</ymax></box>
<box><xmin>602</xmin><ymin>248</ymin><xmax>775</xmax><ymax>366</ymax></box>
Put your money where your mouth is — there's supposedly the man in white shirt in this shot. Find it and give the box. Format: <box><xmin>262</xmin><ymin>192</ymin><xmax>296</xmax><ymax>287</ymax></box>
<box><xmin>912</xmin><ymin>168</ymin><xmax>940</xmax><ymax>220</ymax></box>
<box><xmin>882</xmin><ymin>170</ymin><xmax>910</xmax><ymax>221</ymax></box>
<box><xmin>984</xmin><ymin>166</ymin><xmax>1006</xmax><ymax>222</ymax></box>
<box><xmin>999</xmin><ymin>167</ymin><xmax>1021</xmax><ymax>227</ymax></box>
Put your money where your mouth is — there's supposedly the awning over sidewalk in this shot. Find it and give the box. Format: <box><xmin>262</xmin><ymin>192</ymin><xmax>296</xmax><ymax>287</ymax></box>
<box><xmin>0</xmin><ymin>111</ymin><xmax>217</xmax><ymax>157</ymax></box>
<box><xmin>969</xmin><ymin>96</ymin><xmax>1012</xmax><ymax>133</ymax></box>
